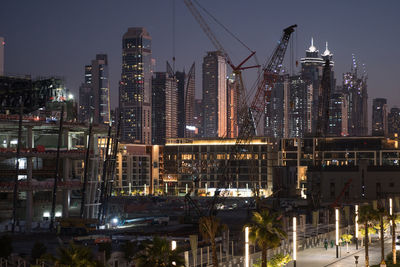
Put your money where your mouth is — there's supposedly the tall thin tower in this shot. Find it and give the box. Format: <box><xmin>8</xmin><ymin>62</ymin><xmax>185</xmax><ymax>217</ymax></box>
<box><xmin>119</xmin><ymin>27</ymin><xmax>152</xmax><ymax>144</ymax></box>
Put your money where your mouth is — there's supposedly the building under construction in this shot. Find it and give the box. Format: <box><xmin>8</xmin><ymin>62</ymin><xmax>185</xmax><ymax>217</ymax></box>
<box><xmin>0</xmin><ymin>117</ymin><xmax>112</xmax><ymax>231</ymax></box>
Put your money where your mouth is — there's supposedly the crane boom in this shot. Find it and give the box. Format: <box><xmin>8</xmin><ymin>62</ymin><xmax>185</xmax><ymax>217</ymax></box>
<box><xmin>183</xmin><ymin>0</ymin><xmax>233</xmax><ymax>69</ymax></box>
<box><xmin>238</xmin><ymin>25</ymin><xmax>297</xmax><ymax>142</ymax></box>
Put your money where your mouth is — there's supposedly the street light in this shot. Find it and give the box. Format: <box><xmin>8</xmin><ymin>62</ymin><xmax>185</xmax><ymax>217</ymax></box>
<box><xmin>336</xmin><ymin>208</ymin><xmax>339</xmax><ymax>258</ymax></box>
<box><xmin>171</xmin><ymin>240</ymin><xmax>177</xmax><ymax>266</ymax></box>
<box><xmin>245</xmin><ymin>226</ymin><xmax>249</xmax><ymax>267</ymax></box>
<box><xmin>293</xmin><ymin>217</ymin><xmax>297</xmax><ymax>267</ymax></box>
<box><xmin>355</xmin><ymin>204</ymin><xmax>359</xmax><ymax>250</ymax></box>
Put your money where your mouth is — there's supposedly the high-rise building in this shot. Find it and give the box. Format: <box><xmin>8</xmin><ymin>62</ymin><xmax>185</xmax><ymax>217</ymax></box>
<box><xmin>202</xmin><ymin>51</ymin><xmax>227</xmax><ymax>137</ymax></box>
<box><xmin>300</xmin><ymin>38</ymin><xmax>324</xmax><ymax>135</ymax></box>
<box><xmin>264</xmin><ymin>75</ymin><xmax>309</xmax><ymax>138</ymax></box>
<box><xmin>193</xmin><ymin>99</ymin><xmax>203</xmax><ymax>136</ymax></box>
<box><xmin>343</xmin><ymin>55</ymin><xmax>368</xmax><ymax>136</ymax></box>
<box><xmin>265</xmin><ymin>76</ymin><xmax>285</xmax><ymax>138</ymax></box>
<box><xmin>287</xmin><ymin>76</ymin><xmax>309</xmax><ymax>138</ymax></box>
<box><xmin>184</xmin><ymin>63</ymin><xmax>195</xmax><ymax>137</ymax></box>
<box><xmin>176</xmin><ymin>63</ymin><xmax>196</xmax><ymax>138</ymax></box>
<box><xmin>0</xmin><ymin>37</ymin><xmax>4</xmax><ymax>76</ymax></box>
<box><xmin>372</xmin><ymin>98</ymin><xmax>387</xmax><ymax>136</ymax></box>
<box><xmin>176</xmin><ymin>71</ymin><xmax>185</xmax><ymax>138</ymax></box>
<box><xmin>119</xmin><ymin>27</ymin><xmax>152</xmax><ymax>144</ymax></box>
<box><xmin>300</xmin><ymin>39</ymin><xmax>336</xmax><ymax>136</ymax></box>
<box><xmin>328</xmin><ymin>90</ymin><xmax>348</xmax><ymax>136</ymax></box>
<box><xmin>78</xmin><ymin>55</ymin><xmax>110</xmax><ymax>124</ymax></box>
<box><xmin>151</xmin><ymin>62</ymin><xmax>177</xmax><ymax>145</ymax></box>
<box><xmin>388</xmin><ymin>107</ymin><xmax>400</xmax><ymax>137</ymax></box>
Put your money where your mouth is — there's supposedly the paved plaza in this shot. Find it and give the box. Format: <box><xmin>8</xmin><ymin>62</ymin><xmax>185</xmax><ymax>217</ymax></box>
<box><xmin>287</xmin><ymin>238</ymin><xmax>392</xmax><ymax>267</ymax></box>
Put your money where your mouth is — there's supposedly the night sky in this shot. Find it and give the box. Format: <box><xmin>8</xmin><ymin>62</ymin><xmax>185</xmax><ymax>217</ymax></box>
<box><xmin>1</xmin><ymin>0</ymin><xmax>399</xmax><ymax>112</ymax></box>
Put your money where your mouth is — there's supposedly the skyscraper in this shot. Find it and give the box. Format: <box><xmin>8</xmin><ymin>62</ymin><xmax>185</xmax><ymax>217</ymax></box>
<box><xmin>78</xmin><ymin>54</ymin><xmax>110</xmax><ymax>124</ymax></box>
<box><xmin>343</xmin><ymin>55</ymin><xmax>368</xmax><ymax>136</ymax></box>
<box><xmin>0</xmin><ymin>37</ymin><xmax>4</xmax><ymax>76</ymax></box>
<box><xmin>184</xmin><ymin>63</ymin><xmax>195</xmax><ymax>137</ymax></box>
<box><xmin>119</xmin><ymin>27</ymin><xmax>152</xmax><ymax>144</ymax></box>
<box><xmin>264</xmin><ymin>76</ymin><xmax>285</xmax><ymax>138</ymax></box>
<box><xmin>202</xmin><ymin>51</ymin><xmax>227</xmax><ymax>137</ymax></box>
<box><xmin>264</xmin><ymin>75</ymin><xmax>309</xmax><ymax>138</ymax></box>
<box><xmin>372</xmin><ymin>98</ymin><xmax>387</xmax><ymax>136</ymax></box>
<box><xmin>300</xmin><ymin>38</ymin><xmax>324</xmax><ymax>135</ymax></box>
<box><xmin>176</xmin><ymin>63</ymin><xmax>196</xmax><ymax>138</ymax></box>
<box><xmin>388</xmin><ymin>107</ymin><xmax>400</xmax><ymax>137</ymax></box>
<box><xmin>328</xmin><ymin>90</ymin><xmax>348</xmax><ymax>136</ymax></box>
<box><xmin>193</xmin><ymin>99</ymin><xmax>203</xmax><ymax>136</ymax></box>
<box><xmin>152</xmin><ymin>62</ymin><xmax>178</xmax><ymax>145</ymax></box>
<box><xmin>287</xmin><ymin>76</ymin><xmax>309</xmax><ymax>138</ymax></box>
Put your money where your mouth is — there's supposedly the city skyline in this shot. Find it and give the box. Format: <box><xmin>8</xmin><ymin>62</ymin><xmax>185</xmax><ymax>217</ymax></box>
<box><xmin>1</xmin><ymin>1</ymin><xmax>400</xmax><ymax>111</ymax></box>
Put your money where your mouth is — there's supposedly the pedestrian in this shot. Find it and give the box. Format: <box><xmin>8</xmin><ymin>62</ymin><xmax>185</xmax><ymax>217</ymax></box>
<box><xmin>324</xmin><ymin>239</ymin><xmax>328</xmax><ymax>250</ymax></box>
<box><xmin>330</xmin><ymin>240</ymin><xmax>334</xmax><ymax>248</ymax></box>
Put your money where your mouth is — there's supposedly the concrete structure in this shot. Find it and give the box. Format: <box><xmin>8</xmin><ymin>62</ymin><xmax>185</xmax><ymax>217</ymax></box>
<box><xmin>388</xmin><ymin>107</ymin><xmax>400</xmax><ymax>137</ymax></box>
<box><xmin>119</xmin><ymin>27</ymin><xmax>152</xmax><ymax>144</ymax></box>
<box><xmin>372</xmin><ymin>98</ymin><xmax>387</xmax><ymax>136</ymax></box>
<box><xmin>0</xmin><ymin>37</ymin><xmax>4</xmax><ymax>76</ymax></box>
<box><xmin>163</xmin><ymin>137</ymin><xmax>278</xmax><ymax>196</ymax></box>
<box><xmin>0</xmin><ymin>118</ymin><xmax>109</xmax><ymax>230</ymax></box>
<box><xmin>79</xmin><ymin>55</ymin><xmax>111</xmax><ymax>125</ymax></box>
<box><xmin>202</xmin><ymin>51</ymin><xmax>227</xmax><ymax>138</ymax></box>
<box><xmin>152</xmin><ymin>62</ymin><xmax>177</xmax><ymax>145</ymax></box>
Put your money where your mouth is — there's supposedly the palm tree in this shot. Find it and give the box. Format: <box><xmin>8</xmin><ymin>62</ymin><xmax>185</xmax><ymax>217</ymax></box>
<box><xmin>387</xmin><ymin>213</ymin><xmax>400</xmax><ymax>264</ymax></box>
<box><xmin>245</xmin><ymin>209</ymin><xmax>287</xmax><ymax>267</ymax></box>
<box><xmin>46</xmin><ymin>242</ymin><xmax>102</xmax><ymax>267</ymax></box>
<box><xmin>198</xmin><ymin>216</ymin><xmax>227</xmax><ymax>267</ymax></box>
<box><xmin>358</xmin><ymin>205</ymin><xmax>379</xmax><ymax>267</ymax></box>
<box><xmin>134</xmin><ymin>236</ymin><xmax>185</xmax><ymax>267</ymax></box>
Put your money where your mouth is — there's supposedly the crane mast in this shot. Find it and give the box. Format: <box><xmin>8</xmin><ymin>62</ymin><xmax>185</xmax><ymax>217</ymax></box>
<box><xmin>239</xmin><ymin>25</ymin><xmax>297</xmax><ymax>144</ymax></box>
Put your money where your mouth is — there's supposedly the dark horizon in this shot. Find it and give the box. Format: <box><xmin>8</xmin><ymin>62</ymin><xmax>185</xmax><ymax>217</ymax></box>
<box><xmin>1</xmin><ymin>0</ymin><xmax>399</xmax><ymax>110</ymax></box>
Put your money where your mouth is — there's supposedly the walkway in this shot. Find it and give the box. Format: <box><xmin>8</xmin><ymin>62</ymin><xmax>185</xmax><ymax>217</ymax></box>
<box><xmin>287</xmin><ymin>238</ymin><xmax>392</xmax><ymax>267</ymax></box>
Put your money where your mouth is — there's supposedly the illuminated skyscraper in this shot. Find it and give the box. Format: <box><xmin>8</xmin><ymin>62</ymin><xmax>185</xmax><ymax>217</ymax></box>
<box><xmin>372</xmin><ymin>98</ymin><xmax>387</xmax><ymax>136</ymax></box>
<box><xmin>78</xmin><ymin>54</ymin><xmax>110</xmax><ymax>124</ymax></box>
<box><xmin>202</xmin><ymin>51</ymin><xmax>227</xmax><ymax>137</ymax></box>
<box><xmin>119</xmin><ymin>27</ymin><xmax>152</xmax><ymax>144</ymax></box>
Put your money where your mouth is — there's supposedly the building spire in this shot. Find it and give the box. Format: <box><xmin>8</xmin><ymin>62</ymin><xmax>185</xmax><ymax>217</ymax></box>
<box><xmin>322</xmin><ymin>41</ymin><xmax>332</xmax><ymax>57</ymax></box>
<box><xmin>307</xmin><ymin>37</ymin><xmax>317</xmax><ymax>53</ymax></box>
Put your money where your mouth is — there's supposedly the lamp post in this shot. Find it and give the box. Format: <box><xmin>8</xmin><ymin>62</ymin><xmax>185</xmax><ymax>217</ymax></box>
<box><xmin>245</xmin><ymin>226</ymin><xmax>249</xmax><ymax>267</ymax></box>
<box><xmin>355</xmin><ymin>204</ymin><xmax>359</xmax><ymax>250</ymax></box>
<box><xmin>293</xmin><ymin>217</ymin><xmax>297</xmax><ymax>267</ymax></box>
<box><xmin>336</xmin><ymin>208</ymin><xmax>339</xmax><ymax>258</ymax></box>
<box><xmin>171</xmin><ymin>240</ymin><xmax>177</xmax><ymax>266</ymax></box>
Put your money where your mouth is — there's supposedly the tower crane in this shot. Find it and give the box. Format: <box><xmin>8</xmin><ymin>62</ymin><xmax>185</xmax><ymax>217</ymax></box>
<box><xmin>183</xmin><ymin>0</ymin><xmax>259</xmax><ymax>119</ymax></box>
<box><xmin>183</xmin><ymin>0</ymin><xmax>297</xmax><ymax>215</ymax></box>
